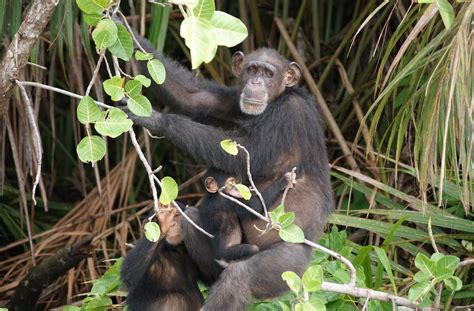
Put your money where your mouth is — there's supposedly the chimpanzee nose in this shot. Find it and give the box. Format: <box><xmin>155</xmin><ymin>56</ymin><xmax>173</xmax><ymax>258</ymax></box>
<box><xmin>251</xmin><ymin>78</ymin><xmax>263</xmax><ymax>86</ymax></box>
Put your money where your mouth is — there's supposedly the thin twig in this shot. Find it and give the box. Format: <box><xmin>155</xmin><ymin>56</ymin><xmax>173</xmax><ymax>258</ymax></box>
<box><xmin>16</xmin><ymin>81</ymin><xmax>112</xmax><ymax>109</ymax></box>
<box><xmin>128</xmin><ymin>128</ymin><xmax>161</xmax><ymax>214</ymax></box>
<box><xmin>117</xmin><ymin>10</ymin><xmax>148</xmax><ymax>53</ymax></box>
<box><xmin>237</xmin><ymin>145</ymin><xmax>268</xmax><ymax>218</ymax></box>
<box><xmin>16</xmin><ymin>82</ymin><xmax>43</xmax><ymax>206</ymax></box>
<box><xmin>85</xmin><ymin>51</ymin><xmax>105</xmax><ymax>96</ymax></box>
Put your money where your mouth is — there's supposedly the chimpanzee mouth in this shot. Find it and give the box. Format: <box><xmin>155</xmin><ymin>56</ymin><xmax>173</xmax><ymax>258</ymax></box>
<box><xmin>240</xmin><ymin>98</ymin><xmax>267</xmax><ymax>115</ymax></box>
<box><xmin>240</xmin><ymin>96</ymin><xmax>267</xmax><ymax>115</ymax></box>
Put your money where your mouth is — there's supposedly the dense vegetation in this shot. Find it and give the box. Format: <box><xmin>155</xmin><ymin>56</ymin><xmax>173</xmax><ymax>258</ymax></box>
<box><xmin>0</xmin><ymin>0</ymin><xmax>472</xmax><ymax>310</ymax></box>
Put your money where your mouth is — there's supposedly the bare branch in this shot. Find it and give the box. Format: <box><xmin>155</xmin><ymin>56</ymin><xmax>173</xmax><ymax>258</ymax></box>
<box><xmin>0</xmin><ymin>0</ymin><xmax>59</xmax><ymax>115</ymax></box>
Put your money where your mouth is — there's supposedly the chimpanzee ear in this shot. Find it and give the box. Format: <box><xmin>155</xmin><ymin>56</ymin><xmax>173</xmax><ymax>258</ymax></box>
<box><xmin>285</xmin><ymin>62</ymin><xmax>302</xmax><ymax>87</ymax></box>
<box><xmin>232</xmin><ymin>51</ymin><xmax>245</xmax><ymax>76</ymax></box>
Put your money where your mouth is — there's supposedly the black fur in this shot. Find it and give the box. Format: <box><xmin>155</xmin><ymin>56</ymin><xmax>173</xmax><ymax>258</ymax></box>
<box><xmin>200</xmin><ymin>168</ymin><xmax>292</xmax><ymax>263</ymax></box>
<box><xmin>121</xmin><ymin>236</ymin><xmax>203</xmax><ymax>311</ymax></box>
<box><xmin>121</xmin><ymin>31</ymin><xmax>333</xmax><ymax>311</ymax></box>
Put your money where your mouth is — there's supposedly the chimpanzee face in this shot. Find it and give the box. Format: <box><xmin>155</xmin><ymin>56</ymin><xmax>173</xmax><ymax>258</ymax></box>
<box><xmin>232</xmin><ymin>50</ymin><xmax>302</xmax><ymax>115</ymax></box>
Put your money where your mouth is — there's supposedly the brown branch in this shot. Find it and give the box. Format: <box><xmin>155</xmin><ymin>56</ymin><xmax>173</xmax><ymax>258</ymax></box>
<box><xmin>9</xmin><ymin>235</ymin><xmax>94</xmax><ymax>311</ymax></box>
<box><xmin>0</xmin><ymin>0</ymin><xmax>59</xmax><ymax>115</ymax></box>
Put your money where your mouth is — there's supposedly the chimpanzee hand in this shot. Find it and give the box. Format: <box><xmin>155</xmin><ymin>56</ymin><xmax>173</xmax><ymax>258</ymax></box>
<box><xmin>118</xmin><ymin>104</ymin><xmax>163</xmax><ymax>135</ymax></box>
<box><xmin>284</xmin><ymin>169</ymin><xmax>297</xmax><ymax>189</ymax></box>
<box><xmin>156</xmin><ymin>206</ymin><xmax>183</xmax><ymax>245</ymax></box>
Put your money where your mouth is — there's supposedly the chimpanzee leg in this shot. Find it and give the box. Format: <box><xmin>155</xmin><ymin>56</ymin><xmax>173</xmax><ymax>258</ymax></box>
<box><xmin>203</xmin><ymin>242</ymin><xmax>311</xmax><ymax>311</ymax></box>
<box><xmin>181</xmin><ymin>207</ymin><xmax>223</xmax><ymax>284</ymax></box>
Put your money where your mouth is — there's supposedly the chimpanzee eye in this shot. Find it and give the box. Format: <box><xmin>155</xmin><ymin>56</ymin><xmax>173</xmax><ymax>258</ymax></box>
<box><xmin>247</xmin><ymin>66</ymin><xmax>257</xmax><ymax>74</ymax></box>
<box><xmin>264</xmin><ymin>69</ymin><xmax>274</xmax><ymax>78</ymax></box>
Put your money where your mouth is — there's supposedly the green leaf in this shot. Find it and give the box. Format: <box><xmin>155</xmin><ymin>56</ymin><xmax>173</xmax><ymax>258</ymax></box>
<box><xmin>109</xmin><ymin>24</ymin><xmax>133</xmax><ymax>61</ymax></box>
<box><xmin>210</xmin><ymin>11</ymin><xmax>248</xmax><ymax>47</ymax></box>
<box><xmin>83</xmin><ymin>295</ymin><xmax>113</xmax><ymax>309</ymax></box>
<box><xmin>234</xmin><ymin>184</ymin><xmax>251</xmax><ymax>200</ymax></box>
<box><xmin>159</xmin><ymin>176</ymin><xmax>179</xmax><ymax>205</ymax></box>
<box><xmin>90</xmin><ymin>258</ymin><xmax>123</xmax><ymax>295</ymax></box>
<box><xmin>444</xmin><ymin>276</ymin><xmax>462</xmax><ymax>292</ymax></box>
<box><xmin>192</xmin><ymin>0</ymin><xmax>215</xmax><ymax>19</ymax></box>
<box><xmin>220</xmin><ymin>139</ymin><xmax>238</xmax><ymax>155</ymax></box>
<box><xmin>77</xmin><ymin>96</ymin><xmax>102</xmax><ymax>124</ymax></box>
<box><xmin>103</xmin><ymin>76</ymin><xmax>125</xmax><ymax>101</ymax></box>
<box><xmin>302</xmin><ymin>265</ymin><xmax>323</xmax><ymax>292</ymax></box>
<box><xmin>281</xmin><ymin>271</ymin><xmax>302</xmax><ymax>295</ymax></box>
<box><xmin>302</xmin><ymin>297</ymin><xmax>326</xmax><ymax>311</ymax></box>
<box><xmin>269</xmin><ymin>204</ymin><xmax>284</xmax><ymax>223</ymax></box>
<box><xmin>83</xmin><ymin>14</ymin><xmax>102</xmax><ymax>26</ymax></box>
<box><xmin>180</xmin><ymin>16</ymin><xmax>217</xmax><ymax>69</ymax></box>
<box><xmin>134</xmin><ymin>74</ymin><xmax>152</xmax><ymax>87</ymax></box>
<box><xmin>413</xmin><ymin>271</ymin><xmax>431</xmax><ymax>282</ymax></box>
<box><xmin>435</xmin><ymin>255</ymin><xmax>460</xmax><ymax>273</ymax></box>
<box><xmin>125</xmin><ymin>80</ymin><xmax>143</xmax><ymax>97</ymax></box>
<box><xmin>279</xmin><ymin>224</ymin><xmax>305</xmax><ymax>243</ymax></box>
<box><xmin>415</xmin><ymin>253</ymin><xmax>435</xmax><ymax>276</ymax></box>
<box><xmin>94</xmin><ymin>108</ymin><xmax>133</xmax><ymax>138</ymax></box>
<box><xmin>92</xmin><ymin>18</ymin><xmax>118</xmax><ymax>49</ymax></box>
<box><xmin>76</xmin><ymin>0</ymin><xmax>109</xmax><ymax>14</ymax></box>
<box><xmin>147</xmin><ymin>59</ymin><xmax>166</xmax><ymax>85</ymax></box>
<box><xmin>278</xmin><ymin>212</ymin><xmax>295</xmax><ymax>227</ymax></box>
<box><xmin>374</xmin><ymin>247</ymin><xmax>396</xmax><ymax>294</ymax></box>
<box><xmin>144</xmin><ymin>221</ymin><xmax>161</xmax><ymax>242</ymax></box>
<box><xmin>408</xmin><ymin>281</ymin><xmax>433</xmax><ymax>303</ymax></box>
<box><xmin>169</xmin><ymin>0</ymin><xmax>197</xmax><ymax>6</ymax></box>
<box><xmin>76</xmin><ymin>135</ymin><xmax>106</xmax><ymax>163</ymax></box>
<box><xmin>135</xmin><ymin>50</ymin><xmax>153</xmax><ymax>61</ymax></box>
<box><xmin>127</xmin><ymin>94</ymin><xmax>152</xmax><ymax>117</ymax></box>
<box><xmin>63</xmin><ymin>306</ymin><xmax>81</xmax><ymax>311</ymax></box>
<box><xmin>435</xmin><ymin>0</ymin><xmax>455</xmax><ymax>29</ymax></box>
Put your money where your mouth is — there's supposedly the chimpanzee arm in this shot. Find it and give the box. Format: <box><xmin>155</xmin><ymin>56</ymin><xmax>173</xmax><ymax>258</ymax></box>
<box><xmin>132</xmin><ymin>30</ymin><xmax>240</xmax><ymax>120</ymax></box>
<box><xmin>129</xmin><ymin>111</ymin><xmax>250</xmax><ymax>173</ymax></box>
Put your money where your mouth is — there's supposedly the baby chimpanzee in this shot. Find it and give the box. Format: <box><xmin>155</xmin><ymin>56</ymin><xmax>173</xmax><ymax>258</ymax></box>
<box><xmin>199</xmin><ymin>168</ymin><xmax>296</xmax><ymax>265</ymax></box>
<box><xmin>121</xmin><ymin>208</ymin><xmax>203</xmax><ymax>311</ymax></box>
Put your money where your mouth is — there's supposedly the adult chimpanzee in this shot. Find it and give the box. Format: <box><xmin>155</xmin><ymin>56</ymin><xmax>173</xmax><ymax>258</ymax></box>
<box><xmin>121</xmin><ymin>34</ymin><xmax>333</xmax><ymax>310</ymax></box>
<box><xmin>201</xmin><ymin>168</ymin><xmax>297</xmax><ymax>265</ymax></box>
<box><xmin>121</xmin><ymin>207</ymin><xmax>203</xmax><ymax>311</ymax></box>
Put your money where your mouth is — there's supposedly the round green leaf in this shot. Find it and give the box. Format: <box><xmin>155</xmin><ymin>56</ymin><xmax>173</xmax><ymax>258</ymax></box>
<box><xmin>278</xmin><ymin>212</ymin><xmax>295</xmax><ymax>227</ymax></box>
<box><xmin>210</xmin><ymin>11</ymin><xmax>248</xmax><ymax>47</ymax></box>
<box><xmin>180</xmin><ymin>16</ymin><xmax>217</xmax><ymax>69</ymax></box>
<box><xmin>220</xmin><ymin>139</ymin><xmax>238</xmax><ymax>155</ymax></box>
<box><xmin>279</xmin><ymin>224</ymin><xmax>305</xmax><ymax>243</ymax></box>
<box><xmin>94</xmin><ymin>108</ymin><xmax>133</xmax><ymax>138</ymax></box>
<box><xmin>92</xmin><ymin>18</ymin><xmax>118</xmax><ymax>49</ymax></box>
<box><xmin>235</xmin><ymin>184</ymin><xmax>251</xmax><ymax>200</ymax></box>
<box><xmin>444</xmin><ymin>276</ymin><xmax>462</xmax><ymax>292</ymax></box>
<box><xmin>147</xmin><ymin>59</ymin><xmax>166</xmax><ymax>85</ymax></box>
<box><xmin>76</xmin><ymin>0</ymin><xmax>109</xmax><ymax>14</ymax></box>
<box><xmin>127</xmin><ymin>94</ymin><xmax>152</xmax><ymax>117</ymax></box>
<box><xmin>77</xmin><ymin>95</ymin><xmax>103</xmax><ymax>124</ymax></box>
<box><xmin>83</xmin><ymin>14</ymin><xmax>102</xmax><ymax>26</ymax></box>
<box><xmin>159</xmin><ymin>176</ymin><xmax>179</xmax><ymax>205</ymax></box>
<box><xmin>135</xmin><ymin>50</ymin><xmax>153</xmax><ymax>61</ymax></box>
<box><xmin>269</xmin><ymin>204</ymin><xmax>285</xmax><ymax>223</ymax></box>
<box><xmin>302</xmin><ymin>265</ymin><xmax>323</xmax><ymax>293</ymax></box>
<box><xmin>134</xmin><ymin>75</ymin><xmax>152</xmax><ymax>87</ymax></box>
<box><xmin>281</xmin><ymin>271</ymin><xmax>302</xmax><ymax>295</ymax></box>
<box><xmin>125</xmin><ymin>80</ymin><xmax>143</xmax><ymax>97</ymax></box>
<box><xmin>302</xmin><ymin>297</ymin><xmax>326</xmax><ymax>311</ymax></box>
<box><xmin>108</xmin><ymin>24</ymin><xmax>133</xmax><ymax>61</ymax></box>
<box><xmin>192</xmin><ymin>0</ymin><xmax>215</xmax><ymax>19</ymax></box>
<box><xmin>144</xmin><ymin>221</ymin><xmax>161</xmax><ymax>242</ymax></box>
<box><xmin>76</xmin><ymin>135</ymin><xmax>106</xmax><ymax>163</ymax></box>
<box><xmin>103</xmin><ymin>76</ymin><xmax>125</xmax><ymax>101</ymax></box>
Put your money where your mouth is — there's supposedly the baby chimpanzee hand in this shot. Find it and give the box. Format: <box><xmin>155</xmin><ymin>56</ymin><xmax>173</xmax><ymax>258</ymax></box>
<box><xmin>156</xmin><ymin>206</ymin><xmax>182</xmax><ymax>245</ymax></box>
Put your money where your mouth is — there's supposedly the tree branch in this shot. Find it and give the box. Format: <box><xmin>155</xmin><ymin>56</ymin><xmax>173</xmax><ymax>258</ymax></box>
<box><xmin>0</xmin><ymin>0</ymin><xmax>59</xmax><ymax>115</ymax></box>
